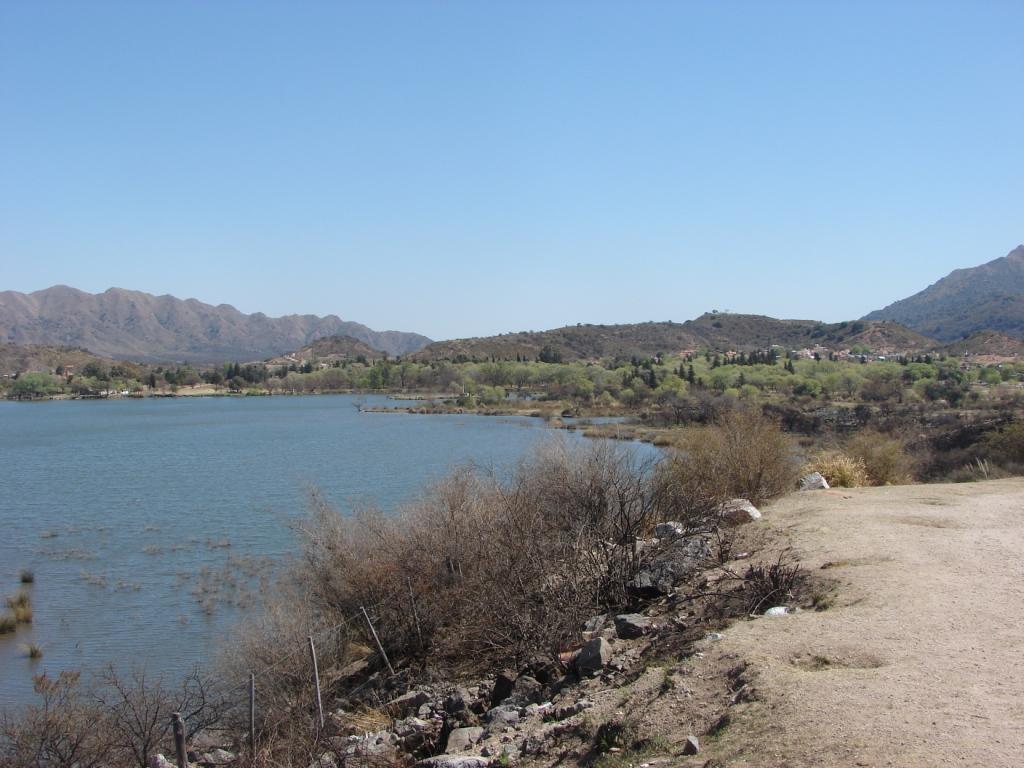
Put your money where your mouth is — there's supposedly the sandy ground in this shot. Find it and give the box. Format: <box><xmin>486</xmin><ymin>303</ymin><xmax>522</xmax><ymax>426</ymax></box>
<box><xmin>706</xmin><ymin>479</ymin><xmax>1024</xmax><ymax>767</ymax></box>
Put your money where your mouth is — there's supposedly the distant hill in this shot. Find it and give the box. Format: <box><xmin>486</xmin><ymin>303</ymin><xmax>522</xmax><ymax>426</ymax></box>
<box><xmin>863</xmin><ymin>245</ymin><xmax>1024</xmax><ymax>342</ymax></box>
<box><xmin>266</xmin><ymin>335</ymin><xmax>385</xmax><ymax>365</ymax></box>
<box><xmin>681</xmin><ymin>314</ymin><xmax>936</xmax><ymax>355</ymax></box>
<box><xmin>0</xmin><ymin>286</ymin><xmax>432</xmax><ymax>362</ymax></box>
<box><xmin>0</xmin><ymin>342</ymin><xmax>146</xmax><ymax>377</ymax></box>
<box><xmin>938</xmin><ymin>330</ymin><xmax>1024</xmax><ymax>359</ymax></box>
<box><xmin>412</xmin><ymin>322</ymin><xmax>703</xmax><ymax>363</ymax></box>
<box><xmin>413</xmin><ymin>315</ymin><xmax>935</xmax><ymax>362</ymax></box>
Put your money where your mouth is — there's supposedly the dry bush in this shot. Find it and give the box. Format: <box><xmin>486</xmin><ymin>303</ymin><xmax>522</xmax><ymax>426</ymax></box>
<box><xmin>271</xmin><ymin>440</ymin><xmax>660</xmax><ymax>678</ymax></box>
<box><xmin>844</xmin><ymin>430</ymin><xmax>914</xmax><ymax>485</ymax></box>
<box><xmin>807</xmin><ymin>452</ymin><xmax>869</xmax><ymax>488</ymax></box>
<box><xmin>979</xmin><ymin>422</ymin><xmax>1024</xmax><ymax>474</ymax></box>
<box><xmin>655</xmin><ymin>408</ymin><xmax>799</xmax><ymax>524</ymax></box>
<box><xmin>1</xmin><ymin>672</ymin><xmax>113</xmax><ymax>768</ymax></box>
<box><xmin>1</xmin><ymin>668</ymin><xmax>224</xmax><ymax>768</ymax></box>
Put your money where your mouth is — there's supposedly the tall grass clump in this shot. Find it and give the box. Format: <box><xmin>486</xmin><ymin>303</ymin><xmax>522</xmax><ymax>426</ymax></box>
<box><xmin>19</xmin><ymin>569</ymin><xmax>35</xmax><ymax>585</ymax></box>
<box><xmin>0</xmin><ymin>614</ymin><xmax>15</xmax><ymax>634</ymax></box>
<box><xmin>806</xmin><ymin>452</ymin><xmax>869</xmax><ymax>488</ymax></box>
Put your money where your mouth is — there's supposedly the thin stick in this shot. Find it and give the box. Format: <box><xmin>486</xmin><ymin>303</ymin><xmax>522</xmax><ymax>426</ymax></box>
<box><xmin>308</xmin><ymin>636</ymin><xmax>325</xmax><ymax>729</ymax></box>
<box><xmin>406</xmin><ymin>577</ymin><xmax>424</xmax><ymax>651</ymax></box>
<box><xmin>248</xmin><ymin>672</ymin><xmax>256</xmax><ymax>756</ymax></box>
<box><xmin>171</xmin><ymin>712</ymin><xmax>189</xmax><ymax>768</ymax></box>
<box><xmin>361</xmin><ymin>605</ymin><xmax>395</xmax><ymax>675</ymax></box>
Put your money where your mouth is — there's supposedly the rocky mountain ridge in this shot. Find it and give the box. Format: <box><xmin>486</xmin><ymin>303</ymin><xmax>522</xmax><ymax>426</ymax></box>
<box><xmin>864</xmin><ymin>245</ymin><xmax>1024</xmax><ymax>342</ymax></box>
<box><xmin>0</xmin><ymin>286</ymin><xmax>432</xmax><ymax>362</ymax></box>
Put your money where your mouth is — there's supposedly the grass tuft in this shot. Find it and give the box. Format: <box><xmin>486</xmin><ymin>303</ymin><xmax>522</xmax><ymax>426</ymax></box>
<box><xmin>23</xmin><ymin>642</ymin><xmax>43</xmax><ymax>659</ymax></box>
<box><xmin>6</xmin><ymin>592</ymin><xmax>33</xmax><ymax>624</ymax></box>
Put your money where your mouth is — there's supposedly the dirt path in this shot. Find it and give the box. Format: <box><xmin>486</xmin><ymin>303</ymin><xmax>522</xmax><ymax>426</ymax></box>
<box><xmin>707</xmin><ymin>478</ymin><xmax>1024</xmax><ymax>767</ymax></box>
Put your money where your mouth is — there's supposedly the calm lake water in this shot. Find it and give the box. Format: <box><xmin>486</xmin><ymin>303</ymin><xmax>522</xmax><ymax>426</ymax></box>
<box><xmin>0</xmin><ymin>395</ymin><xmax>655</xmax><ymax>710</ymax></box>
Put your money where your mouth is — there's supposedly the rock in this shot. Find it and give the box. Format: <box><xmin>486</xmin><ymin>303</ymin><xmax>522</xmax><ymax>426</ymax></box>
<box><xmin>554</xmin><ymin>699</ymin><xmax>593</xmax><ymax>720</ymax></box>
<box><xmin>486</xmin><ymin>704</ymin><xmax>521</xmax><ymax>728</ymax></box>
<box><xmin>720</xmin><ymin>498</ymin><xmax>761</xmax><ymax>525</ymax></box>
<box><xmin>195</xmin><ymin>749</ymin><xmax>235</xmax><ymax>765</ymax></box>
<box><xmin>614</xmin><ymin>613</ymin><xmax>655</xmax><ymax>639</ymax></box>
<box><xmin>800</xmin><ymin>472</ymin><xmax>830</xmax><ymax>490</ymax></box>
<box><xmin>445</xmin><ymin>687</ymin><xmax>472</xmax><ymax>714</ymax></box>
<box><xmin>445</xmin><ymin>726</ymin><xmax>485</xmax><ymax>753</ymax></box>
<box><xmin>682</xmin><ymin>735</ymin><xmax>700</xmax><ymax>755</ymax></box>
<box><xmin>764</xmin><ymin>606</ymin><xmax>789</xmax><ymax>616</ymax></box>
<box><xmin>394</xmin><ymin>716</ymin><xmax>434</xmax><ymax>736</ymax></box>
<box><xmin>149</xmin><ymin>755</ymin><xmax>176</xmax><ymax>768</ymax></box>
<box><xmin>575</xmin><ymin>636</ymin><xmax>613</xmax><ymax>676</ymax></box>
<box><xmin>510</xmin><ymin>675</ymin><xmax>543</xmax><ymax>705</ymax></box>
<box><xmin>704</xmin><ymin>632</ymin><xmax>724</xmax><ymax>641</ymax></box>
<box><xmin>630</xmin><ymin>536</ymin><xmax>711</xmax><ymax>596</ymax></box>
<box><xmin>521</xmin><ymin>655</ymin><xmax>561</xmax><ymax>685</ymax></box>
<box><xmin>654</xmin><ymin>521</ymin><xmax>685</xmax><ymax>539</ymax></box>
<box><xmin>415</xmin><ymin>756</ymin><xmax>489</xmax><ymax>768</ymax></box>
<box><xmin>490</xmin><ymin>670</ymin><xmax>516</xmax><ymax>707</ymax></box>
<box><xmin>387</xmin><ymin>690</ymin><xmax>432</xmax><ymax>716</ymax></box>
<box><xmin>581</xmin><ymin>613</ymin><xmax>608</xmax><ymax>638</ymax></box>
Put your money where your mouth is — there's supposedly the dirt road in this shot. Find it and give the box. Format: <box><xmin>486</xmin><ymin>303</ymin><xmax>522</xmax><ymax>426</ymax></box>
<box><xmin>709</xmin><ymin>478</ymin><xmax>1024</xmax><ymax>767</ymax></box>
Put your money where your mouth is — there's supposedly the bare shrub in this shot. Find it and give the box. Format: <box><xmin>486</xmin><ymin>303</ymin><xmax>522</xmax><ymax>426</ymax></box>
<box><xmin>844</xmin><ymin>430</ymin><xmax>914</xmax><ymax>485</ymax></box>
<box><xmin>0</xmin><ymin>672</ymin><xmax>113</xmax><ymax>768</ymax></box>
<box><xmin>655</xmin><ymin>408</ymin><xmax>799</xmax><ymax>525</ymax></box>
<box><xmin>807</xmin><ymin>452</ymin><xmax>869</xmax><ymax>488</ymax></box>
<box><xmin>95</xmin><ymin>666</ymin><xmax>226</xmax><ymax>768</ymax></box>
<box><xmin>274</xmin><ymin>440</ymin><xmax>660</xmax><ymax>677</ymax></box>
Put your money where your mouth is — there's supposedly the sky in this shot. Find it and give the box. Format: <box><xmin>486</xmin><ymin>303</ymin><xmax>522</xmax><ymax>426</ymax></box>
<box><xmin>1</xmin><ymin>1</ymin><xmax>1022</xmax><ymax>341</ymax></box>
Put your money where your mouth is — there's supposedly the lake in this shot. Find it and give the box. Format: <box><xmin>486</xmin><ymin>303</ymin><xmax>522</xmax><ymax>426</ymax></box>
<box><xmin>0</xmin><ymin>395</ymin><xmax>656</xmax><ymax>710</ymax></box>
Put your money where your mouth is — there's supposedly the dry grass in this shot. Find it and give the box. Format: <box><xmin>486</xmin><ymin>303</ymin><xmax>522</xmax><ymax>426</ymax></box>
<box><xmin>806</xmin><ymin>452</ymin><xmax>870</xmax><ymax>488</ymax></box>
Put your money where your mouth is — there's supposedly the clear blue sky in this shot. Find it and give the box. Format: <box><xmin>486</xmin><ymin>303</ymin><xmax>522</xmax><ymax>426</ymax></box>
<box><xmin>2</xmin><ymin>1</ymin><xmax>1021</xmax><ymax>340</ymax></box>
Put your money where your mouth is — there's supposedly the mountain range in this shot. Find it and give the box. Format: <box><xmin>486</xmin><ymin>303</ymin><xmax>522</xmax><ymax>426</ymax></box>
<box><xmin>864</xmin><ymin>245</ymin><xmax>1024</xmax><ymax>342</ymax></box>
<box><xmin>3</xmin><ymin>244</ymin><xmax>1022</xmax><ymax>365</ymax></box>
<box><xmin>0</xmin><ymin>286</ymin><xmax>432</xmax><ymax>362</ymax></box>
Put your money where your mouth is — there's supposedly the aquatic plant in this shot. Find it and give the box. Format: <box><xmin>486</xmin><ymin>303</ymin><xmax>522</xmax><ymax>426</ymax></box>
<box><xmin>6</xmin><ymin>592</ymin><xmax>32</xmax><ymax>624</ymax></box>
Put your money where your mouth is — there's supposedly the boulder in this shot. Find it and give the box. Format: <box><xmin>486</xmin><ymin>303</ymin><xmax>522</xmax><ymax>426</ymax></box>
<box><xmin>485</xmin><ymin>704</ymin><xmax>521</xmax><ymax>728</ymax></box>
<box><xmin>682</xmin><ymin>735</ymin><xmax>700</xmax><ymax>755</ymax></box>
<box><xmin>149</xmin><ymin>755</ymin><xmax>176</xmax><ymax>768</ymax></box>
<box><xmin>720</xmin><ymin>498</ymin><xmax>761</xmax><ymax>526</ymax></box>
<box><xmin>510</xmin><ymin>675</ymin><xmax>543</xmax><ymax>705</ymax></box>
<box><xmin>614</xmin><ymin>613</ymin><xmax>655</xmax><ymax>639</ymax></box>
<box><xmin>445</xmin><ymin>687</ymin><xmax>472</xmax><ymax>714</ymax></box>
<box><xmin>445</xmin><ymin>726</ymin><xmax>485</xmax><ymax>753</ymax></box>
<box><xmin>386</xmin><ymin>690</ymin><xmax>432</xmax><ymax>717</ymax></box>
<box><xmin>575</xmin><ymin>637</ymin><xmax>613</xmax><ymax>676</ymax></box>
<box><xmin>630</xmin><ymin>536</ymin><xmax>711</xmax><ymax>596</ymax></box>
<box><xmin>490</xmin><ymin>670</ymin><xmax>516</xmax><ymax>707</ymax></box>
<box><xmin>800</xmin><ymin>472</ymin><xmax>830</xmax><ymax>490</ymax></box>
<box><xmin>764</xmin><ymin>606</ymin><xmax>789</xmax><ymax>617</ymax></box>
